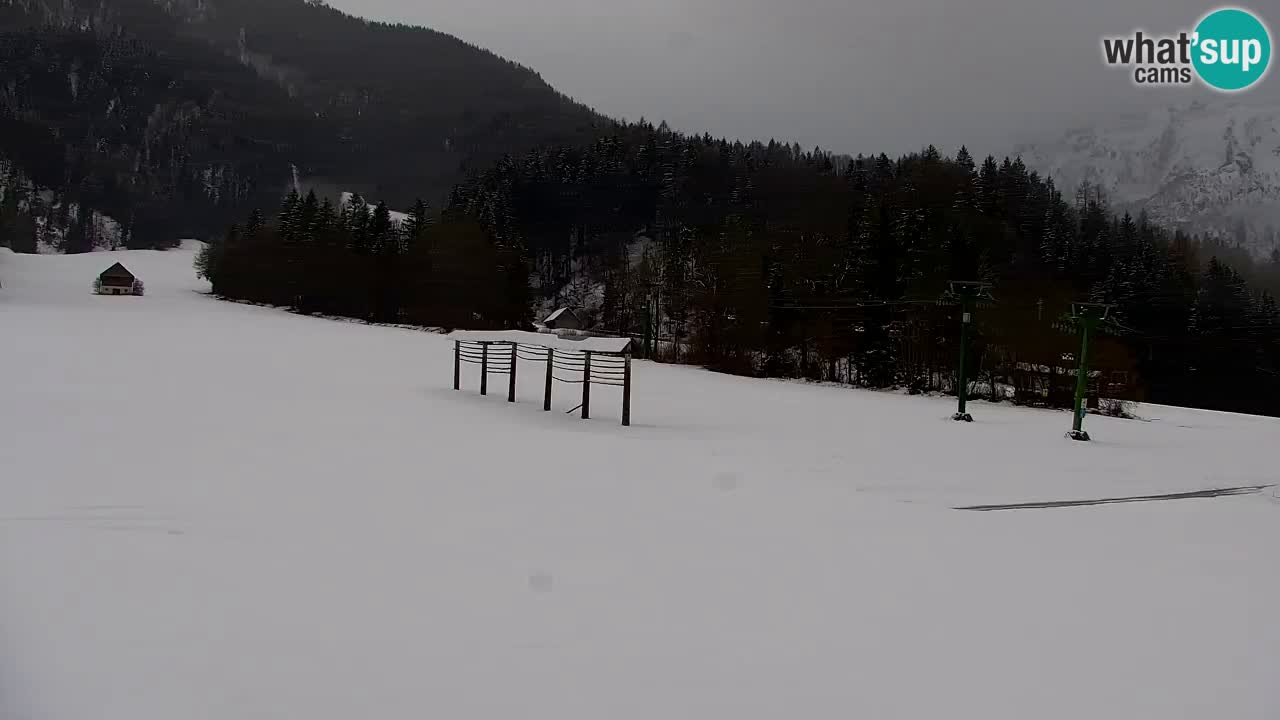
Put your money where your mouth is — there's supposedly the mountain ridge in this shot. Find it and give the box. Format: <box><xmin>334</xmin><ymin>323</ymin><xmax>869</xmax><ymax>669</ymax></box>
<box><xmin>1015</xmin><ymin>101</ymin><xmax>1280</xmax><ymax>258</ymax></box>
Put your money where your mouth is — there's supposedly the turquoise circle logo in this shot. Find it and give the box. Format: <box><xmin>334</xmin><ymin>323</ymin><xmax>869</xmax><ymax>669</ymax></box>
<box><xmin>1192</xmin><ymin>8</ymin><xmax>1271</xmax><ymax>91</ymax></box>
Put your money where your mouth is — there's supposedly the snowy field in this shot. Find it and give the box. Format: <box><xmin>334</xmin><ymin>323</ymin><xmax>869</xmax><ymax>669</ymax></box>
<box><xmin>2</xmin><ymin>245</ymin><xmax>1278</xmax><ymax>720</ymax></box>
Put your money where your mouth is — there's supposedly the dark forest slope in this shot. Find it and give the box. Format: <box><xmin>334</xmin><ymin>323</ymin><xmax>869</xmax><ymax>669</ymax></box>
<box><xmin>0</xmin><ymin>0</ymin><xmax>603</xmax><ymax>246</ymax></box>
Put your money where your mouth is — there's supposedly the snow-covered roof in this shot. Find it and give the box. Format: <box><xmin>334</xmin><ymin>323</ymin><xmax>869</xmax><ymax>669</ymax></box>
<box><xmin>544</xmin><ymin>308</ymin><xmax>578</xmax><ymax>324</ymax></box>
<box><xmin>448</xmin><ymin>330</ymin><xmax>631</xmax><ymax>354</ymax></box>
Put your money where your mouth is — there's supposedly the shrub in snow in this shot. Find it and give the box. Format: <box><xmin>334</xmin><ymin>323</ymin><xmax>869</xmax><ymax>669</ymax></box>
<box><xmin>1096</xmin><ymin>397</ymin><xmax>1136</xmax><ymax>419</ymax></box>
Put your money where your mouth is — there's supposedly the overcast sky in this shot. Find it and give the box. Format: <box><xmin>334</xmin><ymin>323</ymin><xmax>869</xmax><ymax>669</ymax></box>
<box><xmin>326</xmin><ymin>0</ymin><xmax>1279</xmax><ymax>158</ymax></box>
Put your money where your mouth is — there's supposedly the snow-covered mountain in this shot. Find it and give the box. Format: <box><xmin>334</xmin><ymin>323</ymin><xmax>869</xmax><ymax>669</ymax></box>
<box><xmin>1015</xmin><ymin>102</ymin><xmax>1280</xmax><ymax>258</ymax></box>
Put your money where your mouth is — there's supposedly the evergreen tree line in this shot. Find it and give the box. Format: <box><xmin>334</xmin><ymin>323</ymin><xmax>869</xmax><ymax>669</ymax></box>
<box><xmin>196</xmin><ymin>189</ymin><xmax>529</xmax><ymax>329</ymax></box>
<box><xmin>207</xmin><ymin>123</ymin><xmax>1280</xmax><ymax>417</ymax></box>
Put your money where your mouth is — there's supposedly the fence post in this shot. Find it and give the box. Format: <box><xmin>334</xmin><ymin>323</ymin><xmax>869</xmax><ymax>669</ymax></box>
<box><xmin>480</xmin><ymin>343</ymin><xmax>488</xmax><ymax>396</ymax></box>
<box><xmin>544</xmin><ymin>349</ymin><xmax>554</xmax><ymax>411</ymax></box>
<box><xmin>582</xmin><ymin>351</ymin><xmax>592</xmax><ymax>420</ymax></box>
<box><xmin>508</xmin><ymin>344</ymin><xmax>517</xmax><ymax>403</ymax></box>
<box><xmin>453</xmin><ymin>341</ymin><xmax>460</xmax><ymax>390</ymax></box>
<box><xmin>622</xmin><ymin>354</ymin><xmax>631</xmax><ymax>427</ymax></box>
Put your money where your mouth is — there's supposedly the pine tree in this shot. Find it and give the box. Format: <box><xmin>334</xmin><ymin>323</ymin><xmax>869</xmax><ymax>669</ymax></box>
<box><xmin>403</xmin><ymin>198</ymin><xmax>433</xmax><ymax>246</ymax></box>
<box><xmin>347</xmin><ymin>195</ymin><xmax>371</xmax><ymax>254</ymax></box>
<box><xmin>245</xmin><ymin>209</ymin><xmax>266</xmax><ymax>239</ymax></box>
<box><xmin>370</xmin><ymin>201</ymin><xmax>395</xmax><ymax>255</ymax></box>
<box><xmin>0</xmin><ymin>168</ymin><xmax>33</xmax><ymax>252</ymax></box>
<box><xmin>278</xmin><ymin>188</ymin><xmax>301</xmax><ymax>243</ymax></box>
<box><xmin>849</xmin><ymin>200</ymin><xmax>898</xmax><ymax>388</ymax></box>
<box><xmin>194</xmin><ymin>225</ymin><xmax>233</xmax><ymax>289</ymax></box>
<box><xmin>977</xmin><ymin>156</ymin><xmax>999</xmax><ymax>216</ymax></box>
<box><xmin>318</xmin><ymin>198</ymin><xmax>337</xmax><ymax>230</ymax></box>
<box><xmin>298</xmin><ymin>190</ymin><xmax>320</xmax><ymax>242</ymax></box>
<box><xmin>955</xmin><ymin>146</ymin><xmax>975</xmax><ymax>174</ymax></box>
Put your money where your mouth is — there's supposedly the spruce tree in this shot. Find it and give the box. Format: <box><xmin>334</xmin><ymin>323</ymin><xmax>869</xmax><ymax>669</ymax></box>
<box><xmin>194</xmin><ymin>226</ymin><xmax>232</xmax><ymax>289</ymax></box>
<box><xmin>298</xmin><ymin>190</ymin><xmax>320</xmax><ymax>243</ymax></box>
<box><xmin>371</xmin><ymin>202</ymin><xmax>394</xmax><ymax>255</ymax></box>
<box><xmin>404</xmin><ymin>198</ymin><xmax>432</xmax><ymax>245</ymax></box>
<box><xmin>0</xmin><ymin>169</ymin><xmax>17</xmax><ymax>250</ymax></box>
<box><xmin>347</xmin><ymin>195</ymin><xmax>371</xmax><ymax>254</ymax></box>
<box><xmin>278</xmin><ymin>189</ymin><xmax>301</xmax><ymax>243</ymax></box>
<box><xmin>245</xmin><ymin>209</ymin><xmax>266</xmax><ymax>240</ymax></box>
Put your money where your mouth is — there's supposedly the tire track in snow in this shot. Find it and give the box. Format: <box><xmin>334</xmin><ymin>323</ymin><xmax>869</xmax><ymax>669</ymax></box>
<box><xmin>956</xmin><ymin>485</ymin><xmax>1275</xmax><ymax>511</ymax></box>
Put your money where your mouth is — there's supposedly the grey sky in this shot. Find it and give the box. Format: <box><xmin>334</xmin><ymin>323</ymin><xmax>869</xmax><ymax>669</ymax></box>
<box><xmin>327</xmin><ymin>0</ymin><xmax>1279</xmax><ymax>157</ymax></box>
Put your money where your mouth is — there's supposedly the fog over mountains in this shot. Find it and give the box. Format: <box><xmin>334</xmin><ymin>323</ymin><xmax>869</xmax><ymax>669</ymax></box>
<box><xmin>1016</xmin><ymin>102</ymin><xmax>1280</xmax><ymax>258</ymax></box>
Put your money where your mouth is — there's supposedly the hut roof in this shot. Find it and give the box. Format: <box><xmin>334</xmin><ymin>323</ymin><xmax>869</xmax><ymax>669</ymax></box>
<box><xmin>99</xmin><ymin>262</ymin><xmax>136</xmax><ymax>281</ymax></box>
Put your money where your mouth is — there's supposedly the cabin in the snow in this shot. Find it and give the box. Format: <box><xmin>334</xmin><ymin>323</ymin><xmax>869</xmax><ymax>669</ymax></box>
<box><xmin>95</xmin><ymin>262</ymin><xmax>143</xmax><ymax>296</ymax></box>
<box><xmin>543</xmin><ymin>307</ymin><xmax>584</xmax><ymax>331</ymax></box>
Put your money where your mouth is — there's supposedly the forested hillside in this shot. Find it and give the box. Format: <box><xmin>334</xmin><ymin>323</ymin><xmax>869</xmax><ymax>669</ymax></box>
<box><xmin>0</xmin><ymin>0</ymin><xmax>602</xmax><ymax>248</ymax></box>
<box><xmin>4</xmin><ymin>1</ymin><xmax>1275</xmax><ymax>415</ymax></box>
<box><xmin>205</xmin><ymin>123</ymin><xmax>1280</xmax><ymax>417</ymax></box>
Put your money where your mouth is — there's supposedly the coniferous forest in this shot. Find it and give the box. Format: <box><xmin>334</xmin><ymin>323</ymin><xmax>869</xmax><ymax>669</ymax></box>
<box><xmin>202</xmin><ymin>124</ymin><xmax>1280</xmax><ymax>417</ymax></box>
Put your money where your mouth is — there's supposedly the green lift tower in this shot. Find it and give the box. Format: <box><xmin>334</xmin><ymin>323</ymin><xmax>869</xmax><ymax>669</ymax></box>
<box><xmin>943</xmin><ymin>281</ymin><xmax>993</xmax><ymax>422</ymax></box>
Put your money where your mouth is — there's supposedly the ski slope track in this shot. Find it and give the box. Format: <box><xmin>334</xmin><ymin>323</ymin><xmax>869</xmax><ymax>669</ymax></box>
<box><xmin>1</xmin><ymin>245</ymin><xmax>1278</xmax><ymax>720</ymax></box>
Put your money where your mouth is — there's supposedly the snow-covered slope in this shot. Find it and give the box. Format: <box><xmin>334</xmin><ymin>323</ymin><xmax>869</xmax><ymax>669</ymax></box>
<box><xmin>1016</xmin><ymin>102</ymin><xmax>1280</xmax><ymax>257</ymax></box>
<box><xmin>2</xmin><ymin>247</ymin><xmax>1278</xmax><ymax>720</ymax></box>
